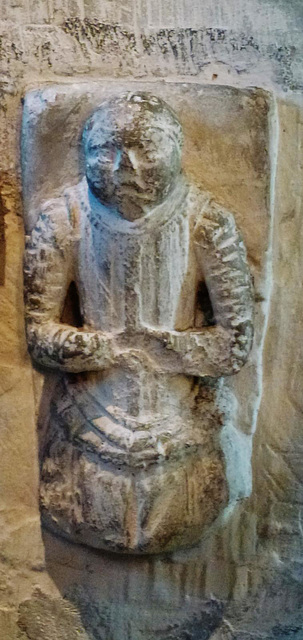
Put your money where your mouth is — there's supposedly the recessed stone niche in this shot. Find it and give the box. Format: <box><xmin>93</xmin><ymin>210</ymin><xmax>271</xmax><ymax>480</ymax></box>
<box><xmin>21</xmin><ymin>82</ymin><xmax>270</xmax><ymax>561</ymax></box>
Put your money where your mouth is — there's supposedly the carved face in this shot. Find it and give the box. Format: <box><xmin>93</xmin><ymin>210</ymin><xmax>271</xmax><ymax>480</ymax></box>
<box><xmin>83</xmin><ymin>93</ymin><xmax>183</xmax><ymax>221</ymax></box>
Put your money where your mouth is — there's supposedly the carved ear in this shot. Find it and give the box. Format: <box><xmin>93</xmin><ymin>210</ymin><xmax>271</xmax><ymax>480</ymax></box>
<box><xmin>60</xmin><ymin>281</ymin><xmax>83</xmax><ymax>328</ymax></box>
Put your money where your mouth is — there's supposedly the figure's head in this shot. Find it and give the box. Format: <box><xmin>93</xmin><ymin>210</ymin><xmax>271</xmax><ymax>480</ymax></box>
<box><xmin>83</xmin><ymin>92</ymin><xmax>183</xmax><ymax>221</ymax></box>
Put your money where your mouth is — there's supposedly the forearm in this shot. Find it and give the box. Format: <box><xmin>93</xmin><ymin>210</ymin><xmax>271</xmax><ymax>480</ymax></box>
<box><xmin>194</xmin><ymin>206</ymin><xmax>254</xmax><ymax>371</ymax></box>
<box><xmin>23</xmin><ymin>201</ymin><xmax>115</xmax><ymax>373</ymax></box>
<box><xmin>26</xmin><ymin>320</ymin><xmax>115</xmax><ymax>372</ymax></box>
<box><xmin>26</xmin><ymin>321</ymin><xmax>245</xmax><ymax>377</ymax></box>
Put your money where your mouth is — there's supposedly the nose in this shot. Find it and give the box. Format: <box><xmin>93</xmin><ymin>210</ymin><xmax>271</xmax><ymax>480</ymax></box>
<box><xmin>113</xmin><ymin>148</ymin><xmax>138</xmax><ymax>172</ymax></box>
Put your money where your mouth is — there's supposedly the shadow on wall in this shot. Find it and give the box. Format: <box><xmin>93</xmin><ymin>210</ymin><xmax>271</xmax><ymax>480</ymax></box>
<box><xmin>18</xmin><ymin>529</ymin><xmax>225</xmax><ymax>640</ymax></box>
<box><xmin>17</xmin><ymin>528</ymin><xmax>303</xmax><ymax>639</ymax></box>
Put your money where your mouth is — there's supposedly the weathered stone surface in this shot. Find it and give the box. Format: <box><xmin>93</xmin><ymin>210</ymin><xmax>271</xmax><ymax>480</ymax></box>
<box><xmin>13</xmin><ymin>566</ymin><xmax>303</xmax><ymax>640</ymax></box>
<box><xmin>253</xmin><ymin>99</ymin><xmax>303</xmax><ymax>573</ymax></box>
<box><xmin>0</xmin><ymin>364</ymin><xmax>43</xmax><ymax>567</ymax></box>
<box><xmin>22</xmin><ymin>89</ymin><xmax>256</xmax><ymax>553</ymax></box>
<box><xmin>66</xmin><ymin>586</ymin><xmax>225</xmax><ymax>640</ymax></box>
<box><xmin>0</xmin><ymin>0</ymin><xmax>302</xmax><ymax>637</ymax></box>
<box><xmin>17</xmin><ymin>591</ymin><xmax>90</xmax><ymax>640</ymax></box>
<box><xmin>0</xmin><ymin>1</ymin><xmax>303</xmax><ymax>90</ymax></box>
<box><xmin>15</xmin><ymin>587</ymin><xmax>225</xmax><ymax>640</ymax></box>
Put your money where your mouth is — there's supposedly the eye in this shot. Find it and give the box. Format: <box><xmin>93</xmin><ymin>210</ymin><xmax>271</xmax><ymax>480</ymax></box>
<box><xmin>134</xmin><ymin>148</ymin><xmax>156</xmax><ymax>164</ymax></box>
<box><xmin>88</xmin><ymin>142</ymin><xmax>119</xmax><ymax>165</ymax></box>
<box><xmin>100</xmin><ymin>141</ymin><xmax>116</xmax><ymax>151</ymax></box>
<box><xmin>88</xmin><ymin>140</ymin><xmax>116</xmax><ymax>152</ymax></box>
<box><xmin>88</xmin><ymin>143</ymin><xmax>101</xmax><ymax>153</ymax></box>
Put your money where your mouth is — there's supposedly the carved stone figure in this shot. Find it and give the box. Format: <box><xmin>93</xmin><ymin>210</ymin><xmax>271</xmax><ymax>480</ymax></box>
<box><xmin>24</xmin><ymin>92</ymin><xmax>254</xmax><ymax>554</ymax></box>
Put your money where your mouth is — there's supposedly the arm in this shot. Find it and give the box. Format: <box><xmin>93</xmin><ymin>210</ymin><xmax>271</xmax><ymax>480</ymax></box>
<box><xmin>144</xmin><ymin>204</ymin><xmax>254</xmax><ymax>378</ymax></box>
<box><xmin>24</xmin><ymin>198</ymin><xmax>116</xmax><ymax>372</ymax></box>
<box><xmin>193</xmin><ymin>204</ymin><xmax>254</xmax><ymax>374</ymax></box>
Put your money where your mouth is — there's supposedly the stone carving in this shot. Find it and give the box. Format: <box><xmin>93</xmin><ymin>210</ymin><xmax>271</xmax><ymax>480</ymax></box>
<box><xmin>24</xmin><ymin>92</ymin><xmax>254</xmax><ymax>554</ymax></box>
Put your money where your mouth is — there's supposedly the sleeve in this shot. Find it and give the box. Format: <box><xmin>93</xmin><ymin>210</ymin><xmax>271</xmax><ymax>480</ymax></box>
<box><xmin>192</xmin><ymin>202</ymin><xmax>254</xmax><ymax>374</ymax></box>
<box><xmin>24</xmin><ymin>197</ymin><xmax>115</xmax><ymax>372</ymax></box>
<box><xmin>141</xmin><ymin>202</ymin><xmax>254</xmax><ymax>378</ymax></box>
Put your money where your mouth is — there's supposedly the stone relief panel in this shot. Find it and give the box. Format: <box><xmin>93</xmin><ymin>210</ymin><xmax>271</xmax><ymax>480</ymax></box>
<box><xmin>22</xmin><ymin>83</ymin><xmax>270</xmax><ymax>554</ymax></box>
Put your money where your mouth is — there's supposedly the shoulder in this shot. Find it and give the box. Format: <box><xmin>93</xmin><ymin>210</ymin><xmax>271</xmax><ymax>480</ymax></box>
<box><xmin>26</xmin><ymin>196</ymin><xmax>73</xmax><ymax>256</ymax></box>
<box><xmin>26</xmin><ymin>186</ymin><xmax>82</xmax><ymax>251</ymax></box>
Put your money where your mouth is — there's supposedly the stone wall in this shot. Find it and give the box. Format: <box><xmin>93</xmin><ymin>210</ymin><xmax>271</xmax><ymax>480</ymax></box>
<box><xmin>0</xmin><ymin>1</ymin><xmax>303</xmax><ymax>638</ymax></box>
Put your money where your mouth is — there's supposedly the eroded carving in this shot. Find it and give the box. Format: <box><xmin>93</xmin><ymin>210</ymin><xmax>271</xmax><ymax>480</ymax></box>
<box><xmin>24</xmin><ymin>92</ymin><xmax>254</xmax><ymax>554</ymax></box>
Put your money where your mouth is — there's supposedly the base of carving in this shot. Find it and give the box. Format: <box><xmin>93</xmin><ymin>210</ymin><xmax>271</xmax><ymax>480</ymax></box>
<box><xmin>40</xmin><ymin>433</ymin><xmax>227</xmax><ymax>555</ymax></box>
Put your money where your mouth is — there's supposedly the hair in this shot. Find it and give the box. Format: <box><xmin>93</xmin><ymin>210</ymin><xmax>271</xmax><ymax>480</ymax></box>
<box><xmin>82</xmin><ymin>91</ymin><xmax>183</xmax><ymax>153</ymax></box>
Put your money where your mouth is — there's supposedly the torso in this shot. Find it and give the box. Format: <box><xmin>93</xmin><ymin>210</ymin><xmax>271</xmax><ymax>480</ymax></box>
<box><xmin>53</xmin><ymin>179</ymin><xmax>209</xmax><ymax>467</ymax></box>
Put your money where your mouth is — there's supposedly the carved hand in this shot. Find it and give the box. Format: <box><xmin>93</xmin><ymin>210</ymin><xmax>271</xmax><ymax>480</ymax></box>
<box><xmin>111</xmin><ymin>326</ymin><xmax>235</xmax><ymax>377</ymax></box>
<box><xmin>140</xmin><ymin>326</ymin><xmax>243</xmax><ymax>377</ymax></box>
